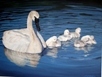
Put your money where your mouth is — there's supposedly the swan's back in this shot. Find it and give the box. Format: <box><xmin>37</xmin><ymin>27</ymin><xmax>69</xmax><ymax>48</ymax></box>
<box><xmin>2</xmin><ymin>29</ymin><xmax>30</xmax><ymax>52</ymax></box>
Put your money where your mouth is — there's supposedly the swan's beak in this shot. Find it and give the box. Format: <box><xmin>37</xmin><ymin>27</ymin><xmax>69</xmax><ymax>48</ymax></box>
<box><xmin>35</xmin><ymin>17</ymin><xmax>41</xmax><ymax>31</ymax></box>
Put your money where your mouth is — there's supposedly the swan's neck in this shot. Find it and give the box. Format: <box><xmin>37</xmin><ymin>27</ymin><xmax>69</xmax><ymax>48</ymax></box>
<box><xmin>27</xmin><ymin>16</ymin><xmax>37</xmax><ymax>41</ymax></box>
<box><xmin>27</xmin><ymin>16</ymin><xmax>33</xmax><ymax>30</ymax></box>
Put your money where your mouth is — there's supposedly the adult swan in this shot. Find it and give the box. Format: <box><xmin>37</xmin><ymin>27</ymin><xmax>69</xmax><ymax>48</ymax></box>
<box><xmin>2</xmin><ymin>11</ymin><xmax>46</xmax><ymax>53</ymax></box>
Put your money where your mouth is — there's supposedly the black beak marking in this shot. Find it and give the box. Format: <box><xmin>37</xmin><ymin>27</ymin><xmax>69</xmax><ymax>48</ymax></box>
<box><xmin>34</xmin><ymin>16</ymin><xmax>41</xmax><ymax>31</ymax></box>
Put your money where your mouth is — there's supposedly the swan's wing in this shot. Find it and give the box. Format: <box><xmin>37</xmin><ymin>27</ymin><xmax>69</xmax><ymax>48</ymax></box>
<box><xmin>37</xmin><ymin>31</ymin><xmax>46</xmax><ymax>48</ymax></box>
<box><xmin>2</xmin><ymin>30</ymin><xmax>30</xmax><ymax>52</ymax></box>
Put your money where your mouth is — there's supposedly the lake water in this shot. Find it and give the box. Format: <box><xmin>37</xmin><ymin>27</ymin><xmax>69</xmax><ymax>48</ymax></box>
<box><xmin>0</xmin><ymin>3</ymin><xmax>101</xmax><ymax>77</ymax></box>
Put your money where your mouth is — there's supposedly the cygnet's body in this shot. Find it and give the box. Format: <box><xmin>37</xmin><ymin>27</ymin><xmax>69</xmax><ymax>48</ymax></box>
<box><xmin>58</xmin><ymin>29</ymin><xmax>72</xmax><ymax>41</ymax></box>
<box><xmin>74</xmin><ymin>35</ymin><xmax>97</xmax><ymax>48</ymax></box>
<box><xmin>70</xmin><ymin>27</ymin><xmax>81</xmax><ymax>39</ymax></box>
<box><xmin>46</xmin><ymin>36</ymin><xmax>61</xmax><ymax>48</ymax></box>
<box><xmin>81</xmin><ymin>35</ymin><xmax>97</xmax><ymax>45</ymax></box>
<box><xmin>74</xmin><ymin>40</ymin><xmax>86</xmax><ymax>48</ymax></box>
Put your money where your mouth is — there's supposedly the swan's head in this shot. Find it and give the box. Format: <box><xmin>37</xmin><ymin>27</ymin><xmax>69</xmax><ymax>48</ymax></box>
<box><xmin>64</xmin><ymin>29</ymin><xmax>69</xmax><ymax>36</ymax></box>
<box><xmin>29</xmin><ymin>11</ymin><xmax>40</xmax><ymax>31</ymax></box>
<box><xmin>29</xmin><ymin>11</ymin><xmax>39</xmax><ymax>20</ymax></box>
<box><xmin>75</xmin><ymin>27</ymin><xmax>81</xmax><ymax>33</ymax></box>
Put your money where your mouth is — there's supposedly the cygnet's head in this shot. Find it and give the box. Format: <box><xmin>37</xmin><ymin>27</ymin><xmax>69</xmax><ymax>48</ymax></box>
<box><xmin>90</xmin><ymin>35</ymin><xmax>97</xmax><ymax>44</ymax></box>
<box><xmin>64</xmin><ymin>29</ymin><xmax>69</xmax><ymax>35</ymax></box>
<box><xmin>90</xmin><ymin>35</ymin><xmax>94</xmax><ymax>39</ymax></box>
<box><xmin>51</xmin><ymin>36</ymin><xmax>58</xmax><ymax>42</ymax></box>
<box><xmin>75</xmin><ymin>27</ymin><xmax>81</xmax><ymax>33</ymax></box>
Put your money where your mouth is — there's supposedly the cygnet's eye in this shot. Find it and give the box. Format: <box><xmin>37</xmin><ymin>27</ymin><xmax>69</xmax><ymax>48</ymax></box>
<box><xmin>53</xmin><ymin>38</ymin><xmax>57</xmax><ymax>41</ymax></box>
<box><xmin>54</xmin><ymin>38</ymin><xmax>56</xmax><ymax>41</ymax></box>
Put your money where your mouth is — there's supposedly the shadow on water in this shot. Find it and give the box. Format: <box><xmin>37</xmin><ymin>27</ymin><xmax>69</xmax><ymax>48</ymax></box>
<box><xmin>0</xmin><ymin>1</ymin><xmax>101</xmax><ymax>77</ymax></box>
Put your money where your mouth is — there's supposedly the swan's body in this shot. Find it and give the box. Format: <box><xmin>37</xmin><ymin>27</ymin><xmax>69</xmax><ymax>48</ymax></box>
<box><xmin>58</xmin><ymin>29</ymin><xmax>72</xmax><ymax>41</ymax></box>
<box><xmin>2</xmin><ymin>11</ymin><xmax>46</xmax><ymax>53</ymax></box>
<box><xmin>70</xmin><ymin>27</ymin><xmax>81</xmax><ymax>38</ymax></box>
<box><xmin>46</xmin><ymin>36</ymin><xmax>61</xmax><ymax>48</ymax></box>
<box><xmin>81</xmin><ymin>35</ymin><xmax>97</xmax><ymax>45</ymax></box>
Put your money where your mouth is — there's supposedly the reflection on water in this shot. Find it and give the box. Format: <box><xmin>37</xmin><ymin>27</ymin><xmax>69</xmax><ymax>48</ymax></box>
<box><xmin>4</xmin><ymin>48</ymin><xmax>41</xmax><ymax>67</ymax></box>
<box><xmin>46</xmin><ymin>48</ymin><xmax>58</xmax><ymax>58</ymax></box>
<box><xmin>74</xmin><ymin>45</ymin><xmax>94</xmax><ymax>53</ymax></box>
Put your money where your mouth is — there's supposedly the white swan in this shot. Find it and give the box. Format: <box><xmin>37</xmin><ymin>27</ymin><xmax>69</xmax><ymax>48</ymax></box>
<box><xmin>58</xmin><ymin>29</ymin><xmax>72</xmax><ymax>41</ymax></box>
<box><xmin>70</xmin><ymin>27</ymin><xmax>81</xmax><ymax>38</ymax></box>
<box><xmin>81</xmin><ymin>35</ymin><xmax>97</xmax><ymax>45</ymax></box>
<box><xmin>2</xmin><ymin>11</ymin><xmax>46</xmax><ymax>53</ymax></box>
<box><xmin>46</xmin><ymin>36</ymin><xmax>61</xmax><ymax>48</ymax></box>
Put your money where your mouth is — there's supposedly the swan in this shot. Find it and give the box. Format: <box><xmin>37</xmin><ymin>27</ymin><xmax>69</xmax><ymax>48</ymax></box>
<box><xmin>58</xmin><ymin>29</ymin><xmax>72</xmax><ymax>41</ymax></box>
<box><xmin>70</xmin><ymin>27</ymin><xmax>81</xmax><ymax>38</ymax></box>
<box><xmin>81</xmin><ymin>35</ymin><xmax>97</xmax><ymax>45</ymax></box>
<box><xmin>2</xmin><ymin>11</ymin><xmax>46</xmax><ymax>53</ymax></box>
<box><xmin>46</xmin><ymin>36</ymin><xmax>61</xmax><ymax>48</ymax></box>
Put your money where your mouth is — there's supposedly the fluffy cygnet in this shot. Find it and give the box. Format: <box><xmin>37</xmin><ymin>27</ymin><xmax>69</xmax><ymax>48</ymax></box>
<box><xmin>58</xmin><ymin>29</ymin><xmax>72</xmax><ymax>41</ymax></box>
<box><xmin>70</xmin><ymin>27</ymin><xmax>81</xmax><ymax>38</ymax></box>
<box><xmin>74</xmin><ymin>35</ymin><xmax>97</xmax><ymax>48</ymax></box>
<box><xmin>46</xmin><ymin>36</ymin><xmax>61</xmax><ymax>48</ymax></box>
<box><xmin>74</xmin><ymin>40</ymin><xmax>86</xmax><ymax>48</ymax></box>
<box><xmin>81</xmin><ymin>35</ymin><xmax>97</xmax><ymax>45</ymax></box>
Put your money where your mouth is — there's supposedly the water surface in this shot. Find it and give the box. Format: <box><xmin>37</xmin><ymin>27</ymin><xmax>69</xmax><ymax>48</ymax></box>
<box><xmin>0</xmin><ymin>3</ymin><xmax>101</xmax><ymax>77</ymax></box>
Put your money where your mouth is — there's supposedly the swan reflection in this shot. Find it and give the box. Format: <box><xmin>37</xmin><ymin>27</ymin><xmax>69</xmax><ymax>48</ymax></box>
<box><xmin>4</xmin><ymin>48</ymin><xmax>41</xmax><ymax>67</ymax></box>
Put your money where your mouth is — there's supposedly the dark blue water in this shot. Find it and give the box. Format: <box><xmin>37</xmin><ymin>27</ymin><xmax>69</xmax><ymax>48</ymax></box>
<box><xmin>0</xmin><ymin>3</ymin><xmax>101</xmax><ymax>77</ymax></box>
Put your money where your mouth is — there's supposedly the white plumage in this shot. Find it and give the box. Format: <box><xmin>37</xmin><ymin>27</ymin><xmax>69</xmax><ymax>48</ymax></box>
<box><xmin>58</xmin><ymin>29</ymin><xmax>72</xmax><ymax>41</ymax></box>
<box><xmin>81</xmin><ymin>35</ymin><xmax>97</xmax><ymax>45</ymax></box>
<box><xmin>74</xmin><ymin>35</ymin><xmax>97</xmax><ymax>48</ymax></box>
<box><xmin>74</xmin><ymin>40</ymin><xmax>86</xmax><ymax>48</ymax></box>
<box><xmin>70</xmin><ymin>27</ymin><xmax>81</xmax><ymax>38</ymax></box>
